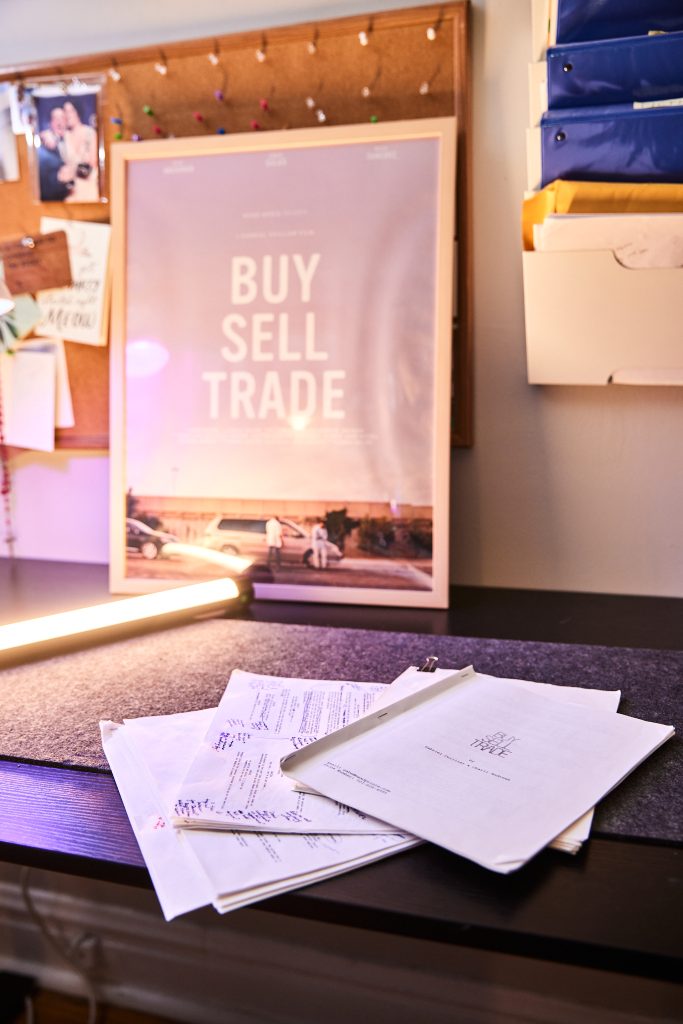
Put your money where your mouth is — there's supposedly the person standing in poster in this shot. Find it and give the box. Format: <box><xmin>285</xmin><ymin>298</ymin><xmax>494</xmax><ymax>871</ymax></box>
<box><xmin>312</xmin><ymin>520</ymin><xmax>329</xmax><ymax>570</ymax></box>
<box><xmin>266</xmin><ymin>516</ymin><xmax>283</xmax><ymax>569</ymax></box>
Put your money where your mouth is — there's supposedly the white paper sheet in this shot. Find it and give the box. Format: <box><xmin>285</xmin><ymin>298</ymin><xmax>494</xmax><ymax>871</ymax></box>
<box><xmin>533</xmin><ymin>213</ymin><xmax>683</xmax><ymax>268</ymax></box>
<box><xmin>102</xmin><ymin>707</ymin><xmax>416</xmax><ymax>922</ymax></box>
<box><xmin>0</xmin><ymin>347</ymin><xmax>56</xmax><ymax>450</ymax></box>
<box><xmin>19</xmin><ymin>337</ymin><xmax>74</xmax><ymax>428</ymax></box>
<box><xmin>369</xmin><ymin>665</ymin><xmax>622</xmax><ymax>853</ymax></box>
<box><xmin>36</xmin><ymin>217</ymin><xmax>111</xmax><ymax>346</ymax></box>
<box><xmin>172</xmin><ymin>670</ymin><xmax>398</xmax><ymax>833</ymax></box>
<box><xmin>371</xmin><ymin>665</ymin><xmax>620</xmax><ymax>714</ymax></box>
<box><xmin>102</xmin><ymin>713</ymin><xmax>216</xmax><ymax>920</ymax></box>
<box><xmin>282</xmin><ymin>668</ymin><xmax>673</xmax><ymax>873</ymax></box>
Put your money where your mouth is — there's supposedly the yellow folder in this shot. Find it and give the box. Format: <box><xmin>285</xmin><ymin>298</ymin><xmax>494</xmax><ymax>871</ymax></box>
<box><xmin>523</xmin><ymin>179</ymin><xmax>683</xmax><ymax>250</ymax></box>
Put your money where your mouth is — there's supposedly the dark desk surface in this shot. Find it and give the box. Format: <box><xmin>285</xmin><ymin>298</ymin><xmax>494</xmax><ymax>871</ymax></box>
<box><xmin>1</xmin><ymin>559</ymin><xmax>681</xmax><ymax>981</ymax></box>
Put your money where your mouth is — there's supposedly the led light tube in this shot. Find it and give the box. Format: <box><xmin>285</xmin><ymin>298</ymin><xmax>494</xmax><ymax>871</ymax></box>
<box><xmin>161</xmin><ymin>543</ymin><xmax>252</xmax><ymax>575</ymax></box>
<box><xmin>0</xmin><ymin>577</ymin><xmax>240</xmax><ymax>656</ymax></box>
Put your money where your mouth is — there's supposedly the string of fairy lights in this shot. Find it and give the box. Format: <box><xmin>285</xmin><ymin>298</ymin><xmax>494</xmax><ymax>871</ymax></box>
<box><xmin>106</xmin><ymin>20</ymin><xmax>445</xmax><ymax>141</ymax></box>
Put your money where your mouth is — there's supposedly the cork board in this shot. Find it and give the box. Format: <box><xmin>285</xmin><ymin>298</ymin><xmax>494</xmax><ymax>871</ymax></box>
<box><xmin>0</xmin><ymin>2</ymin><xmax>471</xmax><ymax>448</ymax></box>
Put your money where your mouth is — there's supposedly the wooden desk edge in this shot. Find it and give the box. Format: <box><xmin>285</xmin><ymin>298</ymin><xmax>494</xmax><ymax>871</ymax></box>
<box><xmin>0</xmin><ymin>759</ymin><xmax>680</xmax><ymax>982</ymax></box>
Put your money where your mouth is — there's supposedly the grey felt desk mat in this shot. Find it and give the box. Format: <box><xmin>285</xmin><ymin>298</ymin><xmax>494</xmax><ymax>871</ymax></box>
<box><xmin>0</xmin><ymin>618</ymin><xmax>680</xmax><ymax>843</ymax></box>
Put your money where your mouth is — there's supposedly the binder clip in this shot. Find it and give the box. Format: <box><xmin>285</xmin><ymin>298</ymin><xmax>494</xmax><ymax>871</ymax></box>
<box><xmin>418</xmin><ymin>655</ymin><xmax>438</xmax><ymax>673</ymax></box>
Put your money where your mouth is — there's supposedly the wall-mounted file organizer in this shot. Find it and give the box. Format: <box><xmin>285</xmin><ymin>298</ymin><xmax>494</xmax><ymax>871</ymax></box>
<box><xmin>531</xmin><ymin>0</ymin><xmax>683</xmax><ymax>61</ymax></box>
<box><xmin>553</xmin><ymin>0</ymin><xmax>683</xmax><ymax>46</ymax></box>
<box><xmin>528</xmin><ymin>33</ymin><xmax>683</xmax><ymax>128</ymax></box>
<box><xmin>523</xmin><ymin>250</ymin><xmax>683</xmax><ymax>385</ymax></box>
<box><xmin>523</xmin><ymin>1</ymin><xmax>683</xmax><ymax>385</ymax></box>
<box><xmin>530</xmin><ymin>104</ymin><xmax>683</xmax><ymax>191</ymax></box>
<box><xmin>547</xmin><ymin>32</ymin><xmax>683</xmax><ymax>110</ymax></box>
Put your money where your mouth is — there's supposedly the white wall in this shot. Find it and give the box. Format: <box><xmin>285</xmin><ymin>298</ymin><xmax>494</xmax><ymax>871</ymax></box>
<box><xmin>8</xmin><ymin>450</ymin><xmax>109</xmax><ymax>563</ymax></box>
<box><xmin>2</xmin><ymin>0</ymin><xmax>682</xmax><ymax>596</ymax></box>
<box><xmin>453</xmin><ymin>0</ymin><xmax>683</xmax><ymax>596</ymax></box>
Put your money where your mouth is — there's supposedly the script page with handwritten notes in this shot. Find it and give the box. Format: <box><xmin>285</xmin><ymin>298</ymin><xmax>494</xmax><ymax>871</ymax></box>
<box><xmin>172</xmin><ymin>670</ymin><xmax>400</xmax><ymax>833</ymax></box>
<box><xmin>102</xmin><ymin>704</ymin><xmax>415</xmax><ymax>922</ymax></box>
<box><xmin>281</xmin><ymin>668</ymin><xmax>674</xmax><ymax>873</ymax></box>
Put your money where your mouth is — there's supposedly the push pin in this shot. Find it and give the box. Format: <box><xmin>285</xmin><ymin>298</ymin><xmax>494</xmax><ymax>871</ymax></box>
<box><xmin>214</xmin><ymin>89</ymin><xmax>224</xmax><ymax>102</ymax></box>
<box><xmin>192</xmin><ymin>111</ymin><xmax>204</xmax><ymax>122</ymax></box>
<box><xmin>426</xmin><ymin>25</ymin><xmax>437</xmax><ymax>41</ymax></box>
<box><xmin>259</xmin><ymin>98</ymin><xmax>269</xmax><ymax>111</ymax></box>
<box><xmin>359</xmin><ymin>30</ymin><xmax>369</xmax><ymax>46</ymax></box>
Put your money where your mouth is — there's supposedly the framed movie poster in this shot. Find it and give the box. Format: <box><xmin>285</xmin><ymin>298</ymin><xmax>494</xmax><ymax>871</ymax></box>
<box><xmin>110</xmin><ymin>118</ymin><xmax>455</xmax><ymax>607</ymax></box>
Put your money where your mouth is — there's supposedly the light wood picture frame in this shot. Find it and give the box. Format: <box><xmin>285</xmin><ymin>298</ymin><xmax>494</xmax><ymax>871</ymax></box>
<box><xmin>110</xmin><ymin>117</ymin><xmax>455</xmax><ymax>607</ymax></box>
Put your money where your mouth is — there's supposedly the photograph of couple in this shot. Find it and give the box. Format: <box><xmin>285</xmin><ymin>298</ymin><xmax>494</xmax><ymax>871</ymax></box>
<box><xmin>34</xmin><ymin>89</ymin><xmax>100</xmax><ymax>203</ymax></box>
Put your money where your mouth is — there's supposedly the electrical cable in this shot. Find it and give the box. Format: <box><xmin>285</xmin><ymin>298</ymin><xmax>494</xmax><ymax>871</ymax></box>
<box><xmin>19</xmin><ymin>867</ymin><xmax>99</xmax><ymax>1024</ymax></box>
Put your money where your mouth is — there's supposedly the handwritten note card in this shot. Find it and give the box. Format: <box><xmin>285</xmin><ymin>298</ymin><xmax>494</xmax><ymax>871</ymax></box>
<box><xmin>36</xmin><ymin>218</ymin><xmax>111</xmax><ymax>346</ymax></box>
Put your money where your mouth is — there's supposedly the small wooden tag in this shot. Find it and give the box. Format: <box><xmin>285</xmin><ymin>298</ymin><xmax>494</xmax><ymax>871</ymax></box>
<box><xmin>0</xmin><ymin>230</ymin><xmax>73</xmax><ymax>294</ymax></box>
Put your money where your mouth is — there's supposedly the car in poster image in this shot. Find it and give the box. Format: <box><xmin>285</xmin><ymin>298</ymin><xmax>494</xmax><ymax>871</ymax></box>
<box><xmin>202</xmin><ymin>516</ymin><xmax>343</xmax><ymax>566</ymax></box>
<box><xmin>126</xmin><ymin>518</ymin><xmax>178</xmax><ymax>559</ymax></box>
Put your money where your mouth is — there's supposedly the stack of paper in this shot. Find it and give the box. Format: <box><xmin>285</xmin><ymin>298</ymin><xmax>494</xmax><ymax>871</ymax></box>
<box><xmin>102</xmin><ymin>664</ymin><xmax>673</xmax><ymax>919</ymax></box>
<box><xmin>101</xmin><ymin>670</ymin><xmax>420</xmax><ymax>921</ymax></box>
<box><xmin>282</xmin><ymin>666</ymin><xmax>674</xmax><ymax>874</ymax></box>
<box><xmin>367</xmin><ymin>665</ymin><xmax>623</xmax><ymax>855</ymax></box>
